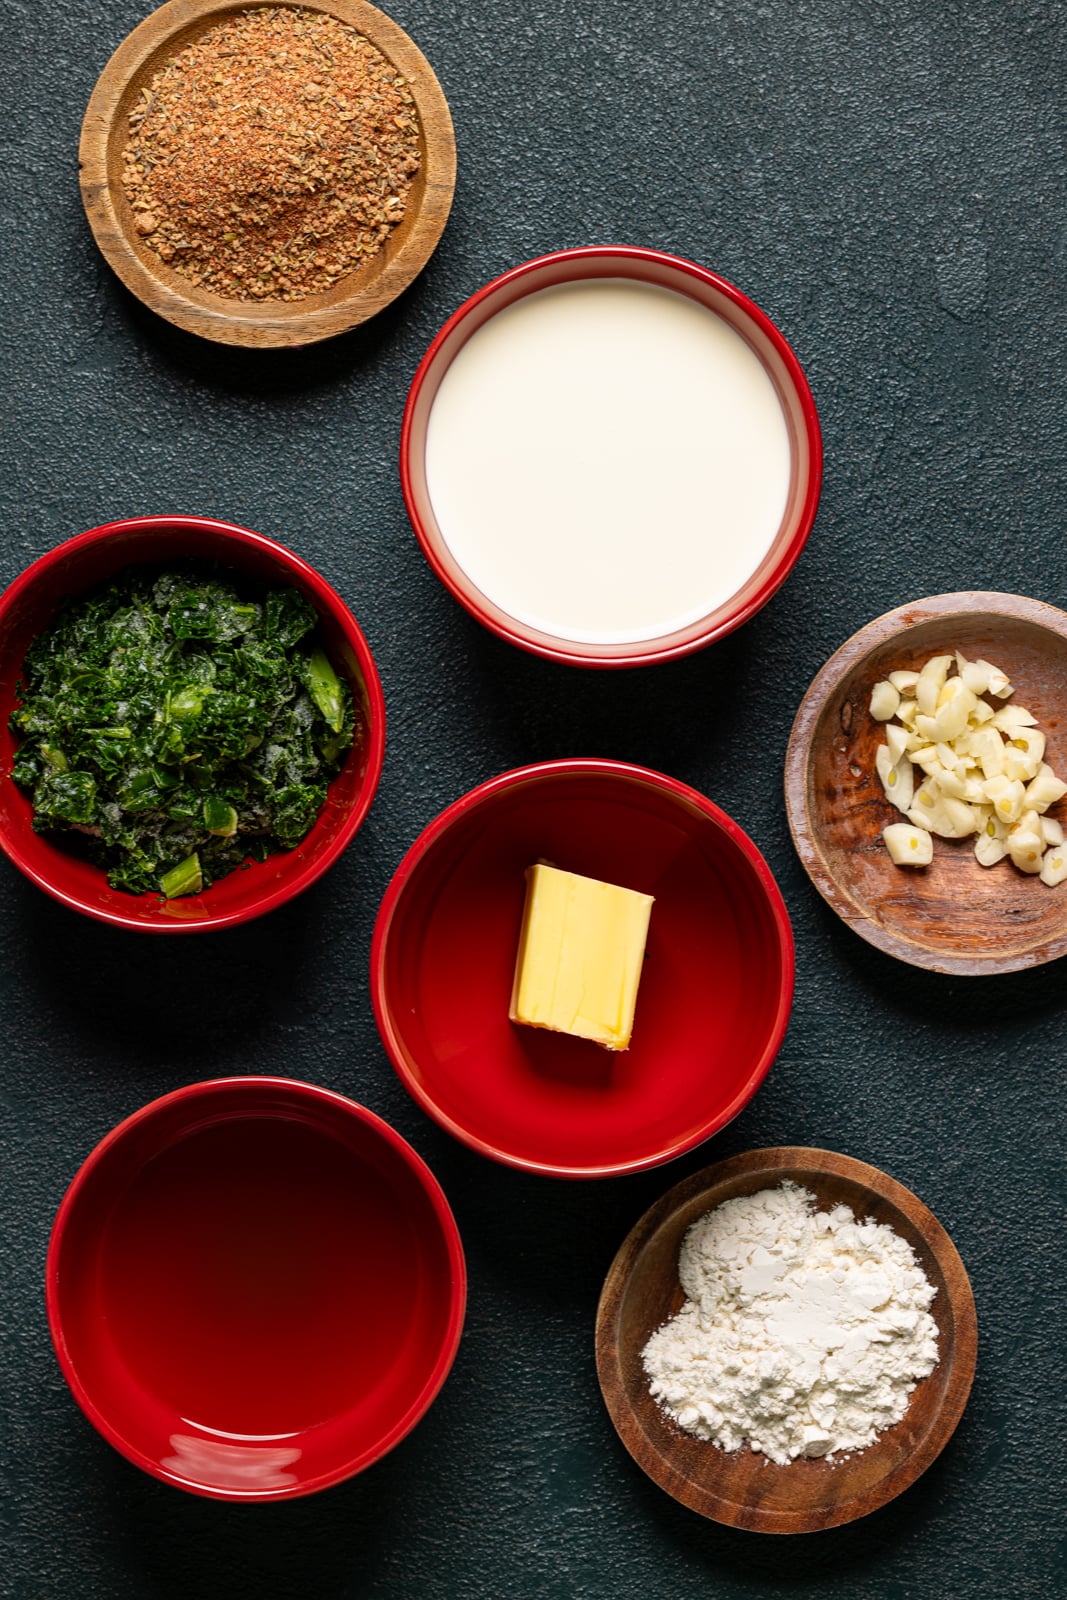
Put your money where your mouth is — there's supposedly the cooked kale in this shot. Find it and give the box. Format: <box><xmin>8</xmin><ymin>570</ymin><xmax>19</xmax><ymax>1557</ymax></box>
<box><xmin>10</xmin><ymin>567</ymin><xmax>359</xmax><ymax>897</ymax></box>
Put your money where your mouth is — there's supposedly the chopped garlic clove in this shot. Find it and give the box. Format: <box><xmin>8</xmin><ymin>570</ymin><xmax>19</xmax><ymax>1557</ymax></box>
<box><xmin>980</xmin><ymin>808</ymin><xmax>1008</xmax><ymax>840</ymax></box>
<box><xmin>940</xmin><ymin>797</ymin><xmax>979</xmax><ymax>837</ymax></box>
<box><xmin>961</xmin><ymin>659</ymin><xmax>993</xmax><ymax>695</ymax></box>
<box><xmin>1040</xmin><ymin>846</ymin><xmax>1067</xmax><ymax>886</ymax></box>
<box><xmin>1041</xmin><ymin>817</ymin><xmax>1064</xmax><ymax>847</ymax></box>
<box><xmin>897</xmin><ymin>698</ymin><xmax>918</xmax><ymax>727</ymax></box>
<box><xmin>876</xmin><ymin>744</ymin><xmax>914</xmax><ymax>811</ymax></box>
<box><xmin>992</xmin><ymin>704</ymin><xmax>1038</xmax><ymax>731</ymax></box>
<box><xmin>1007</xmin><ymin>829</ymin><xmax>1044</xmax><ymax>873</ymax></box>
<box><xmin>870</xmin><ymin>680</ymin><xmax>901</xmax><ymax>721</ymax></box>
<box><xmin>983</xmin><ymin>774</ymin><xmax>1025</xmax><ymax>823</ymax></box>
<box><xmin>937</xmin><ymin>769</ymin><xmax>967</xmax><ymax>800</ymax></box>
<box><xmin>886</xmin><ymin>723</ymin><xmax>911</xmax><ymax>764</ymax></box>
<box><xmin>974</xmin><ymin>833</ymin><xmax>1007</xmax><ymax>867</ymax></box>
<box><xmin>916</xmin><ymin>655</ymin><xmax>952</xmax><ymax>716</ymax></box>
<box><xmin>1008</xmin><ymin>727</ymin><xmax>1045</xmax><ymax>761</ymax></box>
<box><xmin>888</xmin><ymin>669</ymin><xmax>919</xmax><ymax>693</ymax></box>
<box><xmin>969</xmin><ymin>726</ymin><xmax>1006</xmax><ymax>779</ymax></box>
<box><xmin>935</xmin><ymin>707</ymin><xmax>972</xmax><ymax>746</ymax></box>
<box><xmin>1003</xmin><ymin>729</ymin><xmax>1046</xmax><ymax>783</ymax></box>
<box><xmin>883</xmin><ymin>823</ymin><xmax>933</xmax><ymax>865</ymax></box>
<box><xmin>1024</xmin><ymin>763</ymin><xmax>1067</xmax><ymax>812</ymax></box>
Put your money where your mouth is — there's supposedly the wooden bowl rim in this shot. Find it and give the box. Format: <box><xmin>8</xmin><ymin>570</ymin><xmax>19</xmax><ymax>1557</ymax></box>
<box><xmin>784</xmin><ymin>590</ymin><xmax>1067</xmax><ymax>975</ymax></box>
<box><xmin>595</xmin><ymin>1145</ymin><xmax>978</xmax><ymax>1534</ymax></box>
<box><xmin>79</xmin><ymin>0</ymin><xmax>456</xmax><ymax>348</ymax></box>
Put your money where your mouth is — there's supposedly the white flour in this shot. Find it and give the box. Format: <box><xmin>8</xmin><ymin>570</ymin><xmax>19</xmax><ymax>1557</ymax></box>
<box><xmin>642</xmin><ymin>1182</ymin><xmax>939</xmax><ymax>1464</ymax></box>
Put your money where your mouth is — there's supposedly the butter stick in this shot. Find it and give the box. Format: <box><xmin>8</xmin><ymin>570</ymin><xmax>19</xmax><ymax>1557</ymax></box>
<box><xmin>509</xmin><ymin>864</ymin><xmax>654</xmax><ymax>1051</ymax></box>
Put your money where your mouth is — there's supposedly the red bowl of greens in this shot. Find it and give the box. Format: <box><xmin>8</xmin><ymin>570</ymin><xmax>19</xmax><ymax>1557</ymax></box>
<box><xmin>0</xmin><ymin>516</ymin><xmax>385</xmax><ymax>931</ymax></box>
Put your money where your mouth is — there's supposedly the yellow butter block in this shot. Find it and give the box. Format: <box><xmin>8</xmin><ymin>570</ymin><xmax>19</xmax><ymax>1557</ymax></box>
<box><xmin>509</xmin><ymin>864</ymin><xmax>654</xmax><ymax>1051</ymax></box>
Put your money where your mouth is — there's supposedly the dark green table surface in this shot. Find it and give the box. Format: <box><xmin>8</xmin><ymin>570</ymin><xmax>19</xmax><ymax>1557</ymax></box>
<box><xmin>1</xmin><ymin>2</ymin><xmax>1064</xmax><ymax>1596</ymax></box>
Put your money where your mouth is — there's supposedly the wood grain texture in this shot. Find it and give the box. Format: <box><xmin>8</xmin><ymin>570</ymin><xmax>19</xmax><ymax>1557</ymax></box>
<box><xmin>784</xmin><ymin>592</ymin><xmax>1067</xmax><ymax>975</ymax></box>
<box><xmin>79</xmin><ymin>0</ymin><xmax>456</xmax><ymax>347</ymax></box>
<box><xmin>595</xmin><ymin>1146</ymin><xmax>978</xmax><ymax>1535</ymax></box>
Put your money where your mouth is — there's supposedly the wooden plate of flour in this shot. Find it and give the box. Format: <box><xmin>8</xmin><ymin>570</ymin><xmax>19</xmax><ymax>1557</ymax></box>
<box><xmin>595</xmin><ymin>1147</ymin><xmax>977</xmax><ymax>1534</ymax></box>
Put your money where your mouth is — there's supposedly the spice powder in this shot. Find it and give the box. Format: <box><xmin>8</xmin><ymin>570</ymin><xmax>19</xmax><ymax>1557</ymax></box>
<box><xmin>122</xmin><ymin>6</ymin><xmax>422</xmax><ymax>302</ymax></box>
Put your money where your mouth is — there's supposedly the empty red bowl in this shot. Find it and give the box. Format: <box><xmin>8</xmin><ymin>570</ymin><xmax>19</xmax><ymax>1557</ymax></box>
<box><xmin>46</xmin><ymin>1078</ymin><xmax>466</xmax><ymax>1501</ymax></box>
<box><xmin>0</xmin><ymin>516</ymin><xmax>385</xmax><ymax>931</ymax></box>
<box><xmin>401</xmin><ymin>246</ymin><xmax>822</xmax><ymax>667</ymax></box>
<box><xmin>371</xmin><ymin>760</ymin><xmax>794</xmax><ymax>1177</ymax></box>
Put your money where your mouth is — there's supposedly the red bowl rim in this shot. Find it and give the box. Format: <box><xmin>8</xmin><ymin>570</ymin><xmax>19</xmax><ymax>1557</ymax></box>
<box><xmin>370</xmin><ymin>758</ymin><xmax>796</xmax><ymax>1176</ymax></box>
<box><xmin>44</xmin><ymin>1076</ymin><xmax>467</xmax><ymax>1501</ymax></box>
<box><xmin>0</xmin><ymin>515</ymin><xmax>387</xmax><ymax>932</ymax></box>
<box><xmin>400</xmin><ymin>246</ymin><xmax>823</xmax><ymax>668</ymax></box>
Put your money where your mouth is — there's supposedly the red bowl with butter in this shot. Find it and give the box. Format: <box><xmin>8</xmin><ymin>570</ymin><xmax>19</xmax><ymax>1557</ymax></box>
<box><xmin>371</xmin><ymin>760</ymin><xmax>794</xmax><ymax>1177</ymax></box>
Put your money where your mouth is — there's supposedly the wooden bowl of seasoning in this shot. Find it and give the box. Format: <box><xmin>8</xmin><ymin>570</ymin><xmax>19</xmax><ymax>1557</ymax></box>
<box><xmin>80</xmin><ymin>0</ymin><xmax>456</xmax><ymax>347</ymax></box>
<box><xmin>784</xmin><ymin>592</ymin><xmax>1067</xmax><ymax>976</ymax></box>
<box><xmin>595</xmin><ymin>1147</ymin><xmax>978</xmax><ymax>1534</ymax></box>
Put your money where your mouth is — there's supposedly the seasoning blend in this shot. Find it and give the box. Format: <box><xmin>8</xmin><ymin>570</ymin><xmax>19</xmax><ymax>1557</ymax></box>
<box><xmin>122</xmin><ymin>6</ymin><xmax>421</xmax><ymax>302</ymax></box>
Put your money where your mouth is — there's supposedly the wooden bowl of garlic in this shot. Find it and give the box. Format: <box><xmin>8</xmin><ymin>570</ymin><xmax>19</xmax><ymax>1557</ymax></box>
<box><xmin>784</xmin><ymin>592</ymin><xmax>1067</xmax><ymax>975</ymax></box>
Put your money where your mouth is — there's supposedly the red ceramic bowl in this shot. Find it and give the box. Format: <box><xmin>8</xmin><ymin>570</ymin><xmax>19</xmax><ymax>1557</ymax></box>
<box><xmin>46</xmin><ymin>1078</ymin><xmax>466</xmax><ymax>1501</ymax></box>
<box><xmin>371</xmin><ymin>760</ymin><xmax>794</xmax><ymax>1177</ymax></box>
<box><xmin>0</xmin><ymin>516</ymin><xmax>386</xmax><ymax>931</ymax></box>
<box><xmin>401</xmin><ymin>246</ymin><xmax>822</xmax><ymax>668</ymax></box>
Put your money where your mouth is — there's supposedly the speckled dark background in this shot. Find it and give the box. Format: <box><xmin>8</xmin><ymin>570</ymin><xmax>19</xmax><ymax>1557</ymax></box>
<box><xmin>1</xmin><ymin>0</ymin><xmax>1065</xmax><ymax>1595</ymax></box>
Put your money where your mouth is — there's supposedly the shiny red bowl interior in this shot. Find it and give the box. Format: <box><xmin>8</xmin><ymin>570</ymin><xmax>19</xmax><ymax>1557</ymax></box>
<box><xmin>0</xmin><ymin>516</ymin><xmax>386</xmax><ymax>931</ymax></box>
<box><xmin>371</xmin><ymin>760</ymin><xmax>795</xmax><ymax>1177</ymax></box>
<box><xmin>401</xmin><ymin>246</ymin><xmax>822</xmax><ymax>667</ymax></box>
<box><xmin>46</xmin><ymin>1078</ymin><xmax>466</xmax><ymax>1501</ymax></box>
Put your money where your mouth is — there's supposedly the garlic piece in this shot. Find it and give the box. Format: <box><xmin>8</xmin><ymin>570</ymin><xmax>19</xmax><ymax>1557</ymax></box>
<box><xmin>1002</xmin><ymin>728</ymin><xmax>1045</xmax><ymax>783</ymax></box>
<box><xmin>1040</xmin><ymin>846</ymin><xmax>1067</xmax><ymax>886</ymax></box>
<box><xmin>888</xmin><ymin>669</ymin><xmax>919</xmax><ymax>693</ymax></box>
<box><xmin>885</xmin><ymin>723</ymin><xmax>912</xmax><ymax>764</ymax></box>
<box><xmin>983</xmin><ymin>775</ymin><xmax>1026</xmax><ymax>824</ymax></box>
<box><xmin>1024</xmin><ymin>764</ymin><xmax>1067</xmax><ymax>813</ymax></box>
<box><xmin>984</xmin><ymin>662</ymin><xmax>1013</xmax><ymax>698</ymax></box>
<box><xmin>883</xmin><ymin>823</ymin><xmax>933</xmax><ymax>866</ymax></box>
<box><xmin>1007</xmin><ymin>827</ymin><xmax>1044</xmax><ymax>874</ymax></box>
<box><xmin>875</xmin><ymin>743</ymin><xmax>914</xmax><ymax>811</ymax></box>
<box><xmin>939</xmin><ymin>797</ymin><xmax>979</xmax><ymax>837</ymax></box>
<box><xmin>974</xmin><ymin>833</ymin><xmax>1007</xmax><ymax>867</ymax></box>
<box><xmin>960</xmin><ymin>658</ymin><xmax>994</xmax><ymax>695</ymax></box>
<box><xmin>992</xmin><ymin>704</ymin><xmax>1038</xmax><ymax>732</ymax></box>
<box><xmin>870</xmin><ymin>680</ymin><xmax>901</xmax><ymax>721</ymax></box>
<box><xmin>915</xmin><ymin>655</ymin><xmax>952</xmax><ymax>716</ymax></box>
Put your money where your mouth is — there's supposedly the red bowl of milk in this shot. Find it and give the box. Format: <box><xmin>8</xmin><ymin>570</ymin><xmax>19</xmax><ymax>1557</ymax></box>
<box><xmin>401</xmin><ymin>247</ymin><xmax>822</xmax><ymax>668</ymax></box>
<box><xmin>371</xmin><ymin>760</ymin><xmax>795</xmax><ymax>1176</ymax></box>
<box><xmin>46</xmin><ymin>1079</ymin><xmax>466</xmax><ymax>1500</ymax></box>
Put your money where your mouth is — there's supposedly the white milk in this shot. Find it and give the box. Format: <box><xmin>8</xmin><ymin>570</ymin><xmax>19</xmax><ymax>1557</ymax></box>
<box><xmin>424</xmin><ymin>278</ymin><xmax>792</xmax><ymax>645</ymax></box>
